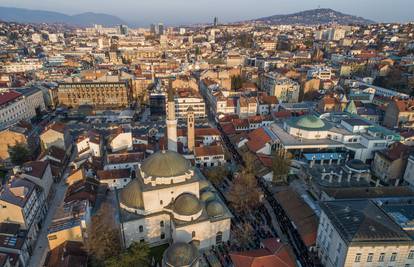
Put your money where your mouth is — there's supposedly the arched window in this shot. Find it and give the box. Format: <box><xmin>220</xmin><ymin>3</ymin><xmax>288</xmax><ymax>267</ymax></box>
<box><xmin>192</xmin><ymin>231</ymin><xmax>196</xmax><ymax>238</ymax></box>
<box><xmin>161</xmin><ymin>233</ymin><xmax>165</xmax><ymax>239</ymax></box>
<box><xmin>139</xmin><ymin>225</ymin><xmax>143</xmax><ymax>233</ymax></box>
<box><xmin>216</xmin><ymin>231</ymin><xmax>223</xmax><ymax>244</ymax></box>
<box><xmin>160</xmin><ymin>221</ymin><xmax>164</xmax><ymax>227</ymax></box>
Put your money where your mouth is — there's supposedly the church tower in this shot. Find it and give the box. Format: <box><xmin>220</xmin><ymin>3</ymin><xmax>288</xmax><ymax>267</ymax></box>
<box><xmin>187</xmin><ymin>107</ymin><xmax>195</xmax><ymax>153</ymax></box>
<box><xmin>166</xmin><ymin>81</ymin><xmax>177</xmax><ymax>152</ymax></box>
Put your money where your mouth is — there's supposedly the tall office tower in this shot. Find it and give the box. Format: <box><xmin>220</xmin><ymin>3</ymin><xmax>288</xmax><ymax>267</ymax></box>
<box><xmin>119</xmin><ymin>24</ymin><xmax>128</xmax><ymax>35</ymax></box>
<box><xmin>150</xmin><ymin>24</ymin><xmax>156</xmax><ymax>35</ymax></box>
<box><xmin>214</xmin><ymin>17</ymin><xmax>218</xmax><ymax>26</ymax></box>
<box><xmin>158</xmin><ymin>23</ymin><xmax>165</xmax><ymax>35</ymax></box>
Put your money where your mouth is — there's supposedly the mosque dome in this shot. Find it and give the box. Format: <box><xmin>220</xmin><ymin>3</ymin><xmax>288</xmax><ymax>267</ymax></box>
<box><xmin>163</xmin><ymin>242</ymin><xmax>199</xmax><ymax>267</ymax></box>
<box><xmin>173</xmin><ymin>193</ymin><xmax>202</xmax><ymax>216</ymax></box>
<box><xmin>206</xmin><ymin>200</ymin><xmax>225</xmax><ymax>218</ymax></box>
<box><xmin>141</xmin><ymin>150</ymin><xmax>191</xmax><ymax>178</ymax></box>
<box><xmin>119</xmin><ymin>179</ymin><xmax>144</xmax><ymax>209</ymax></box>
<box><xmin>295</xmin><ymin>115</ymin><xmax>326</xmax><ymax>129</ymax></box>
<box><xmin>200</xmin><ymin>191</ymin><xmax>215</xmax><ymax>202</ymax></box>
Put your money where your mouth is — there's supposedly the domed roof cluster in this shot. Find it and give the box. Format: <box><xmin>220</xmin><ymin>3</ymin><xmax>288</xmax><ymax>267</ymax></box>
<box><xmin>141</xmin><ymin>150</ymin><xmax>191</xmax><ymax>178</ymax></box>
<box><xmin>206</xmin><ymin>200</ymin><xmax>225</xmax><ymax>218</ymax></box>
<box><xmin>173</xmin><ymin>193</ymin><xmax>202</xmax><ymax>216</ymax></box>
<box><xmin>119</xmin><ymin>179</ymin><xmax>143</xmax><ymax>209</ymax></box>
<box><xmin>164</xmin><ymin>242</ymin><xmax>199</xmax><ymax>267</ymax></box>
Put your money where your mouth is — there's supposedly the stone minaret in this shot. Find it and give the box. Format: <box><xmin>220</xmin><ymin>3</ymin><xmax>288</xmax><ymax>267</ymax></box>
<box><xmin>187</xmin><ymin>107</ymin><xmax>195</xmax><ymax>153</ymax></box>
<box><xmin>166</xmin><ymin>81</ymin><xmax>177</xmax><ymax>152</ymax></box>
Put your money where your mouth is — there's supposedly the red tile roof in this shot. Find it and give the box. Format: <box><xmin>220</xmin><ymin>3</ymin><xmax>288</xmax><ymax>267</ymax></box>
<box><xmin>230</xmin><ymin>239</ymin><xmax>297</xmax><ymax>267</ymax></box>
<box><xmin>194</xmin><ymin>145</ymin><xmax>224</xmax><ymax>157</ymax></box>
<box><xmin>0</xmin><ymin>90</ymin><xmax>22</xmax><ymax>106</ymax></box>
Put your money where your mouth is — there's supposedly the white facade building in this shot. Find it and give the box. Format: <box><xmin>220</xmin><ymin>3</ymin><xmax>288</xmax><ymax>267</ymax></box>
<box><xmin>317</xmin><ymin>200</ymin><xmax>414</xmax><ymax>267</ymax></box>
<box><xmin>119</xmin><ymin>151</ymin><xmax>232</xmax><ymax>249</ymax></box>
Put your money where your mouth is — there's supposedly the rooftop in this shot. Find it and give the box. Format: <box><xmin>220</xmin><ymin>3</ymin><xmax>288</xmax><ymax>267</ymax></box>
<box><xmin>320</xmin><ymin>200</ymin><xmax>412</xmax><ymax>245</ymax></box>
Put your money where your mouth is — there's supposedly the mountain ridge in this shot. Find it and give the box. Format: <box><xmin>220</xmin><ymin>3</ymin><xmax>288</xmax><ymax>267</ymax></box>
<box><xmin>0</xmin><ymin>6</ymin><xmax>126</xmax><ymax>27</ymax></box>
<box><xmin>251</xmin><ymin>8</ymin><xmax>375</xmax><ymax>25</ymax></box>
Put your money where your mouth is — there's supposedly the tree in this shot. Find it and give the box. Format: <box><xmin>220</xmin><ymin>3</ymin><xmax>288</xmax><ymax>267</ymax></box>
<box><xmin>272</xmin><ymin>153</ymin><xmax>291</xmax><ymax>184</ymax></box>
<box><xmin>236</xmin><ymin>223</ymin><xmax>254</xmax><ymax>248</ymax></box>
<box><xmin>86</xmin><ymin>203</ymin><xmax>121</xmax><ymax>266</ymax></box>
<box><xmin>8</xmin><ymin>142</ymin><xmax>32</xmax><ymax>166</ymax></box>
<box><xmin>106</xmin><ymin>242</ymin><xmax>150</xmax><ymax>267</ymax></box>
<box><xmin>242</xmin><ymin>152</ymin><xmax>257</xmax><ymax>174</ymax></box>
<box><xmin>204</xmin><ymin>166</ymin><xmax>229</xmax><ymax>186</ymax></box>
<box><xmin>228</xmin><ymin>171</ymin><xmax>261</xmax><ymax>213</ymax></box>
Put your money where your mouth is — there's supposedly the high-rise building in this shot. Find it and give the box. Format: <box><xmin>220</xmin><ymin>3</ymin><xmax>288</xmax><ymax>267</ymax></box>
<box><xmin>150</xmin><ymin>24</ymin><xmax>156</xmax><ymax>35</ymax></box>
<box><xmin>158</xmin><ymin>23</ymin><xmax>164</xmax><ymax>35</ymax></box>
<box><xmin>213</xmin><ymin>17</ymin><xmax>218</xmax><ymax>26</ymax></box>
<box><xmin>119</xmin><ymin>24</ymin><xmax>128</xmax><ymax>35</ymax></box>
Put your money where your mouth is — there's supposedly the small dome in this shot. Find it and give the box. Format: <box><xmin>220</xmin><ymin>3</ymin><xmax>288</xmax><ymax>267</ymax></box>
<box><xmin>199</xmin><ymin>180</ymin><xmax>210</xmax><ymax>191</ymax></box>
<box><xmin>119</xmin><ymin>179</ymin><xmax>144</xmax><ymax>209</ymax></box>
<box><xmin>164</xmin><ymin>242</ymin><xmax>199</xmax><ymax>267</ymax></box>
<box><xmin>296</xmin><ymin>115</ymin><xmax>325</xmax><ymax>129</ymax></box>
<box><xmin>200</xmin><ymin>191</ymin><xmax>215</xmax><ymax>202</ymax></box>
<box><xmin>141</xmin><ymin>150</ymin><xmax>191</xmax><ymax>178</ymax></box>
<box><xmin>173</xmin><ymin>193</ymin><xmax>202</xmax><ymax>216</ymax></box>
<box><xmin>346</xmin><ymin>159</ymin><xmax>369</xmax><ymax>171</ymax></box>
<box><xmin>206</xmin><ymin>200</ymin><xmax>224</xmax><ymax>218</ymax></box>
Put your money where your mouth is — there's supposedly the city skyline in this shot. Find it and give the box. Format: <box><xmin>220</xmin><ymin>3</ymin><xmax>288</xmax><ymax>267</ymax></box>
<box><xmin>0</xmin><ymin>0</ymin><xmax>414</xmax><ymax>26</ymax></box>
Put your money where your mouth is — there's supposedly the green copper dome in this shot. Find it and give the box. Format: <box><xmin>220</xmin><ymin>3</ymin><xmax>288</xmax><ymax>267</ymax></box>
<box><xmin>206</xmin><ymin>200</ymin><xmax>224</xmax><ymax>218</ymax></box>
<box><xmin>119</xmin><ymin>179</ymin><xmax>144</xmax><ymax>209</ymax></box>
<box><xmin>296</xmin><ymin>115</ymin><xmax>325</xmax><ymax>129</ymax></box>
<box><xmin>141</xmin><ymin>150</ymin><xmax>191</xmax><ymax>178</ymax></box>
<box><xmin>164</xmin><ymin>242</ymin><xmax>199</xmax><ymax>267</ymax></box>
<box><xmin>287</xmin><ymin>114</ymin><xmax>330</xmax><ymax>130</ymax></box>
<box><xmin>173</xmin><ymin>193</ymin><xmax>202</xmax><ymax>216</ymax></box>
<box><xmin>200</xmin><ymin>191</ymin><xmax>215</xmax><ymax>202</ymax></box>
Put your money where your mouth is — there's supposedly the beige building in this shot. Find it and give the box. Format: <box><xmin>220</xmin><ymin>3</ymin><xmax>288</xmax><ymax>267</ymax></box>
<box><xmin>57</xmin><ymin>81</ymin><xmax>131</xmax><ymax>109</ymax></box>
<box><xmin>40</xmin><ymin>122</ymin><xmax>72</xmax><ymax>152</ymax></box>
<box><xmin>0</xmin><ymin>178</ymin><xmax>47</xmax><ymax>248</ymax></box>
<box><xmin>261</xmin><ymin>73</ymin><xmax>300</xmax><ymax>103</ymax></box>
<box><xmin>0</xmin><ymin>127</ymin><xmax>29</xmax><ymax>162</ymax></box>
<box><xmin>371</xmin><ymin>142</ymin><xmax>413</xmax><ymax>185</ymax></box>
<box><xmin>384</xmin><ymin>100</ymin><xmax>414</xmax><ymax>129</ymax></box>
<box><xmin>317</xmin><ymin>200</ymin><xmax>414</xmax><ymax>267</ymax></box>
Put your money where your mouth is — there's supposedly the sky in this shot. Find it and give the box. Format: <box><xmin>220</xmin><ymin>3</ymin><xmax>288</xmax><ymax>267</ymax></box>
<box><xmin>0</xmin><ymin>0</ymin><xmax>413</xmax><ymax>26</ymax></box>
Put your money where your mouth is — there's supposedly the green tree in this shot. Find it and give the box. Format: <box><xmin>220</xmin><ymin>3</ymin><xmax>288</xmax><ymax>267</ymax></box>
<box><xmin>8</xmin><ymin>142</ymin><xmax>32</xmax><ymax>166</ymax></box>
<box><xmin>106</xmin><ymin>242</ymin><xmax>150</xmax><ymax>267</ymax></box>
<box><xmin>86</xmin><ymin>203</ymin><xmax>121</xmax><ymax>266</ymax></box>
<box><xmin>272</xmin><ymin>153</ymin><xmax>291</xmax><ymax>184</ymax></box>
<box><xmin>228</xmin><ymin>171</ymin><xmax>261</xmax><ymax>213</ymax></box>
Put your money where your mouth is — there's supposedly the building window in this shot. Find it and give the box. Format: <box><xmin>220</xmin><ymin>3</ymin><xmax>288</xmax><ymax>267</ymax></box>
<box><xmin>161</xmin><ymin>233</ymin><xmax>165</xmax><ymax>240</ymax></box>
<box><xmin>139</xmin><ymin>225</ymin><xmax>143</xmax><ymax>233</ymax></box>
<box><xmin>367</xmin><ymin>253</ymin><xmax>373</xmax><ymax>262</ymax></box>
<box><xmin>379</xmin><ymin>253</ymin><xmax>385</xmax><ymax>262</ymax></box>
<box><xmin>390</xmin><ymin>253</ymin><xmax>397</xmax><ymax>262</ymax></box>
<box><xmin>216</xmin><ymin>231</ymin><xmax>223</xmax><ymax>244</ymax></box>
<box><xmin>409</xmin><ymin>250</ymin><xmax>414</xmax><ymax>259</ymax></box>
<box><xmin>160</xmin><ymin>200</ymin><xmax>163</xmax><ymax>205</ymax></box>
<box><xmin>192</xmin><ymin>231</ymin><xmax>196</xmax><ymax>238</ymax></box>
<box><xmin>355</xmin><ymin>253</ymin><xmax>361</xmax><ymax>262</ymax></box>
<box><xmin>160</xmin><ymin>221</ymin><xmax>164</xmax><ymax>227</ymax></box>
